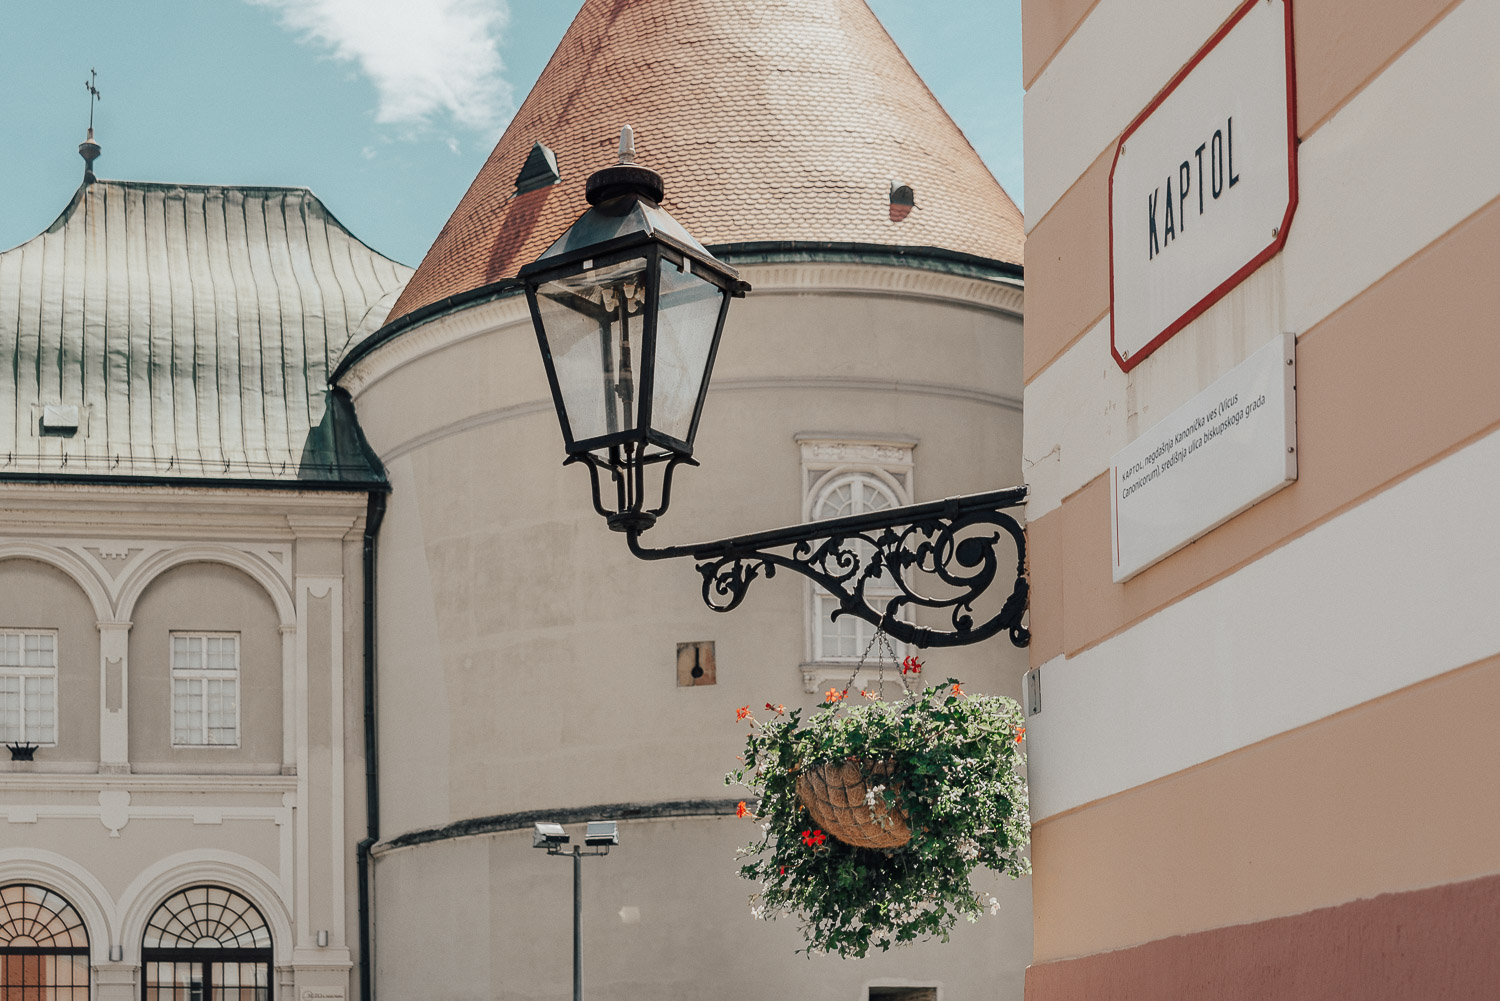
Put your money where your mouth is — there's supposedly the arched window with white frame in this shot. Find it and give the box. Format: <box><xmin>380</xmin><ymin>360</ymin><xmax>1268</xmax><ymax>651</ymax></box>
<box><xmin>141</xmin><ymin>885</ymin><xmax>272</xmax><ymax>1001</ymax></box>
<box><xmin>796</xmin><ymin>436</ymin><xmax>917</xmax><ymax>691</ymax></box>
<box><xmin>808</xmin><ymin>471</ymin><xmax>906</xmax><ymax>663</ymax></box>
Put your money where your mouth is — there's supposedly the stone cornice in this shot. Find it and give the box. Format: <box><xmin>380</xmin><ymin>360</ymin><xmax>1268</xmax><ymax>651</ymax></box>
<box><xmin>337</xmin><ymin>262</ymin><xmax>1024</xmax><ymax>401</ymax></box>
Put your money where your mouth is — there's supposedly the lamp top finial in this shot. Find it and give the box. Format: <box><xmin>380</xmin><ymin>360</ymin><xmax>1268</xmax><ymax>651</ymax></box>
<box><xmin>618</xmin><ymin>125</ymin><xmax>636</xmax><ymax>165</ymax></box>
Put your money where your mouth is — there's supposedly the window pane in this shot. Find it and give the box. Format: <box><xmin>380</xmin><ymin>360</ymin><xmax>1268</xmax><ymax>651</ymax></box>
<box><xmin>173</xmin><ymin>635</ymin><xmax>203</xmax><ymax>670</ymax></box>
<box><xmin>206</xmin><ymin>679</ymin><xmax>238</xmax><ymax>745</ymax></box>
<box><xmin>173</xmin><ymin>680</ymin><xmax>204</xmax><ymax>744</ymax></box>
<box><xmin>535</xmin><ymin>259</ymin><xmax>650</xmax><ymax>445</ymax></box>
<box><xmin>25</xmin><ymin>677</ymin><xmax>54</xmax><ymax>744</ymax></box>
<box><xmin>0</xmin><ymin>677</ymin><xmax>19</xmax><ymax>743</ymax></box>
<box><xmin>0</xmin><ymin>635</ymin><xmax>18</xmax><ymax>667</ymax></box>
<box><xmin>818</xmin><ymin>483</ymin><xmax>854</xmax><ymax>520</ymax></box>
<box><xmin>651</xmin><ymin>260</ymin><xmax>724</xmax><ymax>444</ymax></box>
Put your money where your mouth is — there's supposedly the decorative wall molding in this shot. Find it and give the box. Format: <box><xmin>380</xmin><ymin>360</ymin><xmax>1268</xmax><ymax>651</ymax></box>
<box><xmin>338</xmin><ymin>261</ymin><xmax>1023</xmax><ymax>401</ymax></box>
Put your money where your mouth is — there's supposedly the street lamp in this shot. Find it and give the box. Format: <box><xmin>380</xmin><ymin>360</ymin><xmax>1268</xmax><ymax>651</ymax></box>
<box><xmin>533</xmin><ymin>821</ymin><xmax>619</xmax><ymax>1001</ymax></box>
<box><xmin>523</xmin><ymin>128</ymin><xmax>1030</xmax><ymax>649</ymax></box>
<box><xmin>520</xmin><ymin>125</ymin><xmax>750</xmax><ymax>537</ymax></box>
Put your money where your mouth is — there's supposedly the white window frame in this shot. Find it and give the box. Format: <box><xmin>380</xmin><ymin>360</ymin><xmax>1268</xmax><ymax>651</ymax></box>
<box><xmin>170</xmin><ymin>632</ymin><xmax>241</xmax><ymax>748</ymax></box>
<box><xmin>0</xmin><ymin>629</ymin><xmax>59</xmax><ymax>746</ymax></box>
<box><xmin>796</xmin><ymin>435</ymin><xmax>916</xmax><ymax>692</ymax></box>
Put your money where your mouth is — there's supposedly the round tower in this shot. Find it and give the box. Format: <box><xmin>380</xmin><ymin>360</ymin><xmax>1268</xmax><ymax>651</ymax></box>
<box><xmin>336</xmin><ymin>0</ymin><xmax>1029</xmax><ymax>996</ymax></box>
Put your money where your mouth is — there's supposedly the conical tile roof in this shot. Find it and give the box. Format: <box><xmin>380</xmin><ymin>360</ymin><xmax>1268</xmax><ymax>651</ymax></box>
<box><xmin>389</xmin><ymin>0</ymin><xmax>1023</xmax><ymax>323</ymax></box>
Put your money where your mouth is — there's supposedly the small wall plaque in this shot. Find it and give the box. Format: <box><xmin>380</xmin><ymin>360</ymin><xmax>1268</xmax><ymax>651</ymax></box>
<box><xmin>676</xmin><ymin>641</ymin><xmax>716</xmax><ymax>687</ymax></box>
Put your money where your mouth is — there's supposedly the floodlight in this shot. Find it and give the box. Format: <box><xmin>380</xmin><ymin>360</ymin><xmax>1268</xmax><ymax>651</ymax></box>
<box><xmin>533</xmin><ymin>822</ymin><xmax>570</xmax><ymax>848</ymax></box>
<box><xmin>584</xmin><ymin>821</ymin><xmax>619</xmax><ymax>847</ymax></box>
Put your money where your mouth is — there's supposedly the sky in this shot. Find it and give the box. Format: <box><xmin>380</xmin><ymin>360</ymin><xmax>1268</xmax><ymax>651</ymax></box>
<box><xmin>0</xmin><ymin>0</ymin><xmax>1023</xmax><ymax>269</ymax></box>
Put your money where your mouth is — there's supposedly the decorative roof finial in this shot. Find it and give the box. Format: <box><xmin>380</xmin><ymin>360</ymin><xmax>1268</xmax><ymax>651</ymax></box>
<box><xmin>585</xmin><ymin>126</ymin><xmax>663</xmax><ymax>206</ymax></box>
<box><xmin>79</xmin><ymin>69</ymin><xmax>102</xmax><ymax>184</ymax></box>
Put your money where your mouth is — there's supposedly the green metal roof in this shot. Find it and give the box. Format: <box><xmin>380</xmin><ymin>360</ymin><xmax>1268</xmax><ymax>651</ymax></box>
<box><xmin>0</xmin><ymin>179</ymin><xmax>411</xmax><ymax>486</ymax></box>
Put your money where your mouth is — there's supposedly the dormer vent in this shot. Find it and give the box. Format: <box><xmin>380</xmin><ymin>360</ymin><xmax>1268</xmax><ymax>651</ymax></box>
<box><xmin>40</xmin><ymin>404</ymin><xmax>80</xmax><ymax>437</ymax></box>
<box><xmin>889</xmin><ymin>182</ymin><xmax>915</xmax><ymax>207</ymax></box>
<box><xmin>514</xmin><ymin>142</ymin><xmax>562</xmax><ymax>195</ymax></box>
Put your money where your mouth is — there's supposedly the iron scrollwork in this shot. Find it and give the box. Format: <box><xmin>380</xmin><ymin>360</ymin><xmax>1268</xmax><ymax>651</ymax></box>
<box><xmin>626</xmin><ymin>487</ymin><xmax>1029</xmax><ymax>649</ymax></box>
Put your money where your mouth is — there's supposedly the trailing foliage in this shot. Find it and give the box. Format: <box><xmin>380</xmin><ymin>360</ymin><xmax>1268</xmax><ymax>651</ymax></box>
<box><xmin>726</xmin><ymin>670</ymin><xmax>1030</xmax><ymax>958</ymax></box>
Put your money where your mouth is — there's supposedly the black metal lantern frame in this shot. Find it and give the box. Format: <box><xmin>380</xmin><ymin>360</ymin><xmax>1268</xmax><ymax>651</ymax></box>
<box><xmin>525</xmin><ymin>129</ymin><xmax>1029</xmax><ymax>649</ymax></box>
<box><xmin>522</xmin><ymin>187</ymin><xmax>749</xmax><ymax>536</ymax></box>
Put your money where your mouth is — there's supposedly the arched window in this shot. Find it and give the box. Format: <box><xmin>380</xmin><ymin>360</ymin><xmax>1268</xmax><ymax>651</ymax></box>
<box><xmin>141</xmin><ymin>886</ymin><xmax>271</xmax><ymax>1001</ymax></box>
<box><xmin>810</xmin><ymin>472</ymin><xmax>903</xmax><ymax>662</ymax></box>
<box><xmin>0</xmin><ymin>883</ymin><xmax>90</xmax><ymax>1000</ymax></box>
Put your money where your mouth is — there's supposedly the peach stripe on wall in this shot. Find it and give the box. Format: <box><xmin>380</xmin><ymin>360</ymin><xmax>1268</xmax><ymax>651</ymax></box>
<box><xmin>1030</xmin><ymin>192</ymin><xmax>1500</xmax><ymax>661</ymax></box>
<box><xmin>1027</xmin><ymin>870</ymin><xmax>1500</xmax><ymax>1000</ymax></box>
<box><xmin>1030</xmin><ymin>654</ymin><xmax>1500</xmax><ymax>963</ymax></box>
<box><xmin>1021</xmin><ymin>147</ymin><xmax>1112</xmax><ymax>384</ymax></box>
<box><xmin>1021</xmin><ymin>0</ymin><xmax>1467</xmax><ymax>382</ymax></box>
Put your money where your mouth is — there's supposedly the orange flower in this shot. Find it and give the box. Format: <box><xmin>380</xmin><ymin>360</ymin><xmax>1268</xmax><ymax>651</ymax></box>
<box><xmin>735</xmin><ymin>706</ymin><xmax>752</xmax><ymax>721</ymax></box>
<box><xmin>824</xmin><ymin>688</ymin><xmax>847</xmax><ymax>703</ymax></box>
<box><xmin>860</xmin><ymin>689</ymin><xmax>881</xmax><ymax>700</ymax></box>
<box><xmin>736</xmin><ymin>801</ymin><xmax>750</xmax><ymax>818</ymax></box>
<box><xmin>764</xmin><ymin>702</ymin><xmax>786</xmax><ymax>715</ymax></box>
<box><xmin>1015</xmin><ymin>725</ymin><xmax>1026</xmax><ymax>744</ymax></box>
<box><xmin>950</xmin><ymin>683</ymin><xmax>964</xmax><ymax>697</ymax></box>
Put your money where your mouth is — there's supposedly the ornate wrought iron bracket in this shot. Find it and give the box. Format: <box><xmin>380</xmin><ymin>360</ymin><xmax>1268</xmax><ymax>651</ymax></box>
<box><xmin>625</xmin><ymin>486</ymin><xmax>1030</xmax><ymax>648</ymax></box>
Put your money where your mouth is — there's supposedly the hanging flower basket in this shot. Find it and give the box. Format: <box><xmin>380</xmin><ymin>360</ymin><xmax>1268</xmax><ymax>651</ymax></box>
<box><xmin>795</xmin><ymin>759</ymin><xmax>910</xmax><ymax>849</ymax></box>
<box><xmin>726</xmin><ymin>657</ymin><xmax>1030</xmax><ymax>959</ymax></box>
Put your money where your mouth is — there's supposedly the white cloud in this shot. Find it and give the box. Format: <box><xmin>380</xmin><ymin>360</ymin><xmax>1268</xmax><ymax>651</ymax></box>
<box><xmin>250</xmin><ymin>0</ymin><xmax>514</xmax><ymax>135</ymax></box>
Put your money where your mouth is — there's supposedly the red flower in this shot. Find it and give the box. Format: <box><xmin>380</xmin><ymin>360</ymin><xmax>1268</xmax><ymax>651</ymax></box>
<box><xmin>736</xmin><ymin>706</ymin><xmax>752</xmax><ymax>721</ymax></box>
<box><xmin>824</xmin><ymin>688</ymin><xmax>847</xmax><ymax>704</ymax></box>
<box><xmin>800</xmin><ymin>829</ymin><xmax>827</xmax><ymax>847</ymax></box>
<box><xmin>1015</xmin><ymin>725</ymin><xmax>1026</xmax><ymax>744</ymax></box>
<box><xmin>736</xmin><ymin>801</ymin><xmax>750</xmax><ymax>818</ymax></box>
<box><xmin>779</xmin><ymin>865</ymin><xmax>786</xmax><ymax>875</ymax></box>
<box><xmin>901</xmin><ymin>655</ymin><xmax>923</xmax><ymax>675</ymax></box>
<box><xmin>765</xmin><ymin>702</ymin><xmax>786</xmax><ymax>715</ymax></box>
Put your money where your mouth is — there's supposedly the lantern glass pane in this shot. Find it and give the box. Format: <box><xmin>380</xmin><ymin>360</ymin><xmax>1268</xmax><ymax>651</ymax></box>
<box><xmin>536</xmin><ymin>259</ymin><xmax>649</xmax><ymax>445</ymax></box>
<box><xmin>651</xmin><ymin>260</ymin><xmax>725</xmax><ymax>445</ymax></box>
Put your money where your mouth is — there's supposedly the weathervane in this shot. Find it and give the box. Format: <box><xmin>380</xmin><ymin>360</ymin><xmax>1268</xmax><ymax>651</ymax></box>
<box><xmin>85</xmin><ymin>69</ymin><xmax>102</xmax><ymax>130</ymax></box>
<box><xmin>79</xmin><ymin>68</ymin><xmax>103</xmax><ymax>183</ymax></box>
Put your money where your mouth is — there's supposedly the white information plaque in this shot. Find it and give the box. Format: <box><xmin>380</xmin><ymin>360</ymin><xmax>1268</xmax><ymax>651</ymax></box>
<box><xmin>1111</xmin><ymin>333</ymin><xmax>1296</xmax><ymax>582</ymax></box>
<box><xmin>1109</xmin><ymin>0</ymin><xmax>1297</xmax><ymax>371</ymax></box>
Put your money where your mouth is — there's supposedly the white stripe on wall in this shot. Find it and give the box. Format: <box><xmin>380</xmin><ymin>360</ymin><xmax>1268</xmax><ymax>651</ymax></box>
<box><xmin>1023</xmin><ymin>0</ymin><xmax>1240</xmax><ymax>228</ymax></box>
<box><xmin>1026</xmin><ymin>425</ymin><xmax>1500</xmax><ymax>821</ymax></box>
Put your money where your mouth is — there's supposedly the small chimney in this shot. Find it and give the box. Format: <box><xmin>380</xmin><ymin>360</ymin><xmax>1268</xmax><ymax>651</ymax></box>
<box><xmin>79</xmin><ymin>128</ymin><xmax>101</xmax><ymax>184</ymax></box>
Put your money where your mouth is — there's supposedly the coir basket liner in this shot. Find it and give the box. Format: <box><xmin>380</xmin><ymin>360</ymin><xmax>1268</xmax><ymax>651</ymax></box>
<box><xmin>795</xmin><ymin>759</ymin><xmax>910</xmax><ymax>849</ymax></box>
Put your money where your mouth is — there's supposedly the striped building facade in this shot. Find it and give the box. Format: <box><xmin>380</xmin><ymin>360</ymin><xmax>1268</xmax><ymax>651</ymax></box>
<box><xmin>1020</xmin><ymin>0</ymin><xmax>1500</xmax><ymax>996</ymax></box>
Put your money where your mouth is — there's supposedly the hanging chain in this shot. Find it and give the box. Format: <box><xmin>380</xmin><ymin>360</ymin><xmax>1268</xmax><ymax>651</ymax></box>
<box><xmin>843</xmin><ymin>614</ymin><xmax>911</xmax><ymax>701</ymax></box>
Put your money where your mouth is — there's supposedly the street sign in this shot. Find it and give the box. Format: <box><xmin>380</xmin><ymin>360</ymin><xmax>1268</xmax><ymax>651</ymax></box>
<box><xmin>1110</xmin><ymin>333</ymin><xmax>1297</xmax><ymax>581</ymax></box>
<box><xmin>1109</xmin><ymin>0</ymin><xmax>1297</xmax><ymax>372</ymax></box>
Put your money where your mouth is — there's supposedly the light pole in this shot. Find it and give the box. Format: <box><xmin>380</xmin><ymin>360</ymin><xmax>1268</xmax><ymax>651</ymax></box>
<box><xmin>533</xmin><ymin>821</ymin><xmax>619</xmax><ymax>1001</ymax></box>
<box><xmin>522</xmin><ymin>127</ymin><xmax>1031</xmax><ymax>649</ymax></box>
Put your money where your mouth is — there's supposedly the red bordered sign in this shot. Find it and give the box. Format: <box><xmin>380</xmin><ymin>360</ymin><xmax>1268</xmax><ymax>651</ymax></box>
<box><xmin>1108</xmin><ymin>0</ymin><xmax>1298</xmax><ymax>372</ymax></box>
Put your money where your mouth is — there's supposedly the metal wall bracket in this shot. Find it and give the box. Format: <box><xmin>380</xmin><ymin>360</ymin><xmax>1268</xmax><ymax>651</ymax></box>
<box><xmin>626</xmin><ymin>486</ymin><xmax>1030</xmax><ymax>649</ymax></box>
